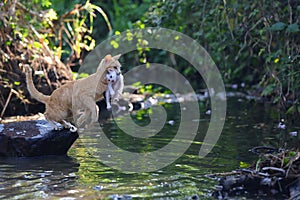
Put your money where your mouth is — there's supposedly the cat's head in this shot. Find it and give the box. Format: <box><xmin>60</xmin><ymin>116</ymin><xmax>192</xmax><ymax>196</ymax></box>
<box><xmin>98</xmin><ymin>54</ymin><xmax>122</xmax><ymax>75</ymax></box>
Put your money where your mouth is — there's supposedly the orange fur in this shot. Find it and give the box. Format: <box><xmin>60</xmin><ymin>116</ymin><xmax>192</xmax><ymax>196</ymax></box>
<box><xmin>25</xmin><ymin>54</ymin><xmax>122</xmax><ymax>131</ymax></box>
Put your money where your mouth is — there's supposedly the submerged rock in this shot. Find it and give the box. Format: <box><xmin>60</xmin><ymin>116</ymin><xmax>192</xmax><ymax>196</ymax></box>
<box><xmin>0</xmin><ymin>120</ymin><xmax>78</xmax><ymax>157</ymax></box>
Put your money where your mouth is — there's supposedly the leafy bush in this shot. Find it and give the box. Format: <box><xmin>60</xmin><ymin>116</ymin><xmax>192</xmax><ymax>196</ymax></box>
<box><xmin>0</xmin><ymin>0</ymin><xmax>110</xmax><ymax>116</ymax></box>
<box><xmin>139</xmin><ymin>0</ymin><xmax>300</xmax><ymax>111</ymax></box>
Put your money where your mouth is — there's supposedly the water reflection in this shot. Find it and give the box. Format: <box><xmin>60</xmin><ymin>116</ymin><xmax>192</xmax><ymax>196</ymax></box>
<box><xmin>0</xmin><ymin>156</ymin><xmax>79</xmax><ymax>199</ymax></box>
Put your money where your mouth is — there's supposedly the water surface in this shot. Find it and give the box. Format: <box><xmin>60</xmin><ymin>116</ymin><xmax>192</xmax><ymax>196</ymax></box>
<box><xmin>0</xmin><ymin>98</ymin><xmax>298</xmax><ymax>199</ymax></box>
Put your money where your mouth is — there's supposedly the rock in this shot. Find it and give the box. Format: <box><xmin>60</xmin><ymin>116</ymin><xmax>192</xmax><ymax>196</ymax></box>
<box><xmin>0</xmin><ymin>120</ymin><xmax>78</xmax><ymax>157</ymax></box>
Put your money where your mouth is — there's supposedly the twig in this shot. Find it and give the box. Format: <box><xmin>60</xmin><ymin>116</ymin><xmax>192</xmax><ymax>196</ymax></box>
<box><xmin>262</xmin><ymin>167</ymin><xmax>286</xmax><ymax>176</ymax></box>
<box><xmin>28</xmin><ymin>24</ymin><xmax>54</xmax><ymax>59</ymax></box>
<box><xmin>286</xmin><ymin>152</ymin><xmax>300</xmax><ymax>178</ymax></box>
<box><xmin>0</xmin><ymin>49</ymin><xmax>10</xmax><ymax>60</ymax></box>
<box><xmin>235</xmin><ymin>18</ymin><xmax>263</xmax><ymax>61</ymax></box>
<box><xmin>206</xmin><ymin>171</ymin><xmax>242</xmax><ymax>177</ymax></box>
<box><xmin>289</xmin><ymin>192</ymin><xmax>300</xmax><ymax>200</ymax></box>
<box><xmin>1</xmin><ymin>89</ymin><xmax>13</xmax><ymax>118</ymax></box>
<box><xmin>222</xmin><ymin>0</ymin><xmax>234</xmax><ymax>40</ymax></box>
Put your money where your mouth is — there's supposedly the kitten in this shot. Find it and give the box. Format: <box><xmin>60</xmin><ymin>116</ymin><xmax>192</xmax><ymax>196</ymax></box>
<box><xmin>105</xmin><ymin>68</ymin><xmax>124</xmax><ymax>109</ymax></box>
<box><xmin>25</xmin><ymin>54</ymin><xmax>122</xmax><ymax>131</ymax></box>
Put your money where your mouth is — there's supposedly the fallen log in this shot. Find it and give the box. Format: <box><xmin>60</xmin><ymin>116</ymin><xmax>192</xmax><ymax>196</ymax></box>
<box><xmin>0</xmin><ymin>120</ymin><xmax>78</xmax><ymax>157</ymax></box>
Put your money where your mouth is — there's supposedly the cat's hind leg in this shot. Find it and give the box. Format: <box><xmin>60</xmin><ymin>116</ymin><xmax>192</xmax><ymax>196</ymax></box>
<box><xmin>62</xmin><ymin>120</ymin><xmax>77</xmax><ymax>132</ymax></box>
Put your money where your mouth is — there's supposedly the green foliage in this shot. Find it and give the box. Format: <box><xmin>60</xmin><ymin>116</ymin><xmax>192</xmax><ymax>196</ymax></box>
<box><xmin>0</xmin><ymin>0</ymin><xmax>112</xmax><ymax>116</ymax></box>
<box><xmin>138</xmin><ymin>0</ymin><xmax>300</xmax><ymax>112</ymax></box>
<box><xmin>89</xmin><ymin>0</ymin><xmax>154</xmax><ymax>42</ymax></box>
<box><xmin>270</xmin><ymin>22</ymin><xmax>287</xmax><ymax>31</ymax></box>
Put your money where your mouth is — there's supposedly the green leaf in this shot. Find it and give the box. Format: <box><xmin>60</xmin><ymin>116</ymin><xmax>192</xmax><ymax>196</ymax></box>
<box><xmin>286</xmin><ymin>105</ymin><xmax>295</xmax><ymax>114</ymax></box>
<box><xmin>288</xmin><ymin>151</ymin><xmax>296</xmax><ymax>157</ymax></box>
<box><xmin>41</xmin><ymin>0</ymin><xmax>52</xmax><ymax>8</ymax></box>
<box><xmin>110</xmin><ymin>40</ymin><xmax>119</xmax><ymax>49</ymax></box>
<box><xmin>33</xmin><ymin>41</ymin><xmax>42</xmax><ymax>49</ymax></box>
<box><xmin>14</xmin><ymin>81</ymin><xmax>20</xmax><ymax>86</ymax></box>
<box><xmin>5</xmin><ymin>40</ymin><xmax>11</xmax><ymax>46</ymax></box>
<box><xmin>286</xmin><ymin>23</ymin><xmax>300</xmax><ymax>33</ymax></box>
<box><xmin>270</xmin><ymin>22</ymin><xmax>286</xmax><ymax>31</ymax></box>
<box><xmin>45</xmin><ymin>9</ymin><xmax>58</xmax><ymax>21</ymax></box>
<box><xmin>239</xmin><ymin>161</ymin><xmax>251</xmax><ymax>168</ymax></box>
<box><xmin>78</xmin><ymin>73</ymin><xmax>89</xmax><ymax>79</ymax></box>
<box><xmin>283</xmin><ymin>157</ymin><xmax>290</xmax><ymax>165</ymax></box>
<box><xmin>261</xmin><ymin>84</ymin><xmax>276</xmax><ymax>96</ymax></box>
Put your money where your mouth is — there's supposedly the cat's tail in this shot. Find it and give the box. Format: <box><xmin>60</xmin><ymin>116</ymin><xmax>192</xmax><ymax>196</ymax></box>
<box><xmin>24</xmin><ymin>65</ymin><xmax>50</xmax><ymax>104</ymax></box>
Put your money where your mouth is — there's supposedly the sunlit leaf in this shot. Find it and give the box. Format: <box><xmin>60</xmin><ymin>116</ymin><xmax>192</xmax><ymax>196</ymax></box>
<box><xmin>132</xmin><ymin>82</ymin><xmax>141</xmax><ymax>87</ymax></box>
<box><xmin>5</xmin><ymin>40</ymin><xmax>11</xmax><ymax>46</ymax></box>
<box><xmin>110</xmin><ymin>40</ymin><xmax>119</xmax><ymax>49</ymax></box>
<box><xmin>45</xmin><ymin>9</ymin><xmax>58</xmax><ymax>20</ymax></box>
<box><xmin>78</xmin><ymin>73</ymin><xmax>90</xmax><ymax>79</ymax></box>
<box><xmin>126</xmin><ymin>31</ymin><xmax>133</xmax><ymax>41</ymax></box>
<box><xmin>41</xmin><ymin>0</ymin><xmax>52</xmax><ymax>8</ymax></box>
<box><xmin>33</xmin><ymin>41</ymin><xmax>42</xmax><ymax>49</ymax></box>
<box><xmin>239</xmin><ymin>161</ymin><xmax>251</xmax><ymax>168</ymax></box>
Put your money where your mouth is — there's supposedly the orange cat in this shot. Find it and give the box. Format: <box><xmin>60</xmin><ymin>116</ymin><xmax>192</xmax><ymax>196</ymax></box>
<box><xmin>25</xmin><ymin>54</ymin><xmax>122</xmax><ymax>131</ymax></box>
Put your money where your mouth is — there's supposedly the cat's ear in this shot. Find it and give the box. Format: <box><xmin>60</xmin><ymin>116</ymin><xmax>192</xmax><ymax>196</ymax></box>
<box><xmin>104</xmin><ymin>54</ymin><xmax>112</xmax><ymax>61</ymax></box>
<box><xmin>112</xmin><ymin>54</ymin><xmax>121</xmax><ymax>60</ymax></box>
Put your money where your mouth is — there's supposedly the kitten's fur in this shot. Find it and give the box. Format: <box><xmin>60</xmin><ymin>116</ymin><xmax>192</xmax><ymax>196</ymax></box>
<box><xmin>105</xmin><ymin>68</ymin><xmax>124</xmax><ymax>109</ymax></box>
<box><xmin>25</xmin><ymin>54</ymin><xmax>122</xmax><ymax>131</ymax></box>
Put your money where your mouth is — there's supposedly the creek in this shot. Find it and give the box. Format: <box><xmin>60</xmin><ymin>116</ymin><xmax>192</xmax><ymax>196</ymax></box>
<box><xmin>0</xmin><ymin>97</ymin><xmax>299</xmax><ymax>199</ymax></box>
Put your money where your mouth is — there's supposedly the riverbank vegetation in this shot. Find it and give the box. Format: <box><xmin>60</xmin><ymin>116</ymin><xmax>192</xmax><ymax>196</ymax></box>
<box><xmin>1</xmin><ymin>0</ymin><xmax>300</xmax><ymax>119</ymax></box>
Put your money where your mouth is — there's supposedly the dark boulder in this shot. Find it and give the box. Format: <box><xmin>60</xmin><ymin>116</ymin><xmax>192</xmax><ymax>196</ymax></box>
<box><xmin>0</xmin><ymin>120</ymin><xmax>78</xmax><ymax>157</ymax></box>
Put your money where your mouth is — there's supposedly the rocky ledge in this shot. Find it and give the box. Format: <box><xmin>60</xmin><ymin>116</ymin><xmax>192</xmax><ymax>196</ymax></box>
<box><xmin>0</xmin><ymin>120</ymin><xmax>78</xmax><ymax>157</ymax></box>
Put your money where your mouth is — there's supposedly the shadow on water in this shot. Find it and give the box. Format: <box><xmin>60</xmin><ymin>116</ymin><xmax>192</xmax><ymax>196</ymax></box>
<box><xmin>0</xmin><ymin>97</ymin><xmax>299</xmax><ymax>199</ymax></box>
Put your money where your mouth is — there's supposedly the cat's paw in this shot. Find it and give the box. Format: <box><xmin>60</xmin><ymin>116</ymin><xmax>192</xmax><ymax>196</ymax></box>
<box><xmin>69</xmin><ymin>126</ymin><xmax>78</xmax><ymax>132</ymax></box>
